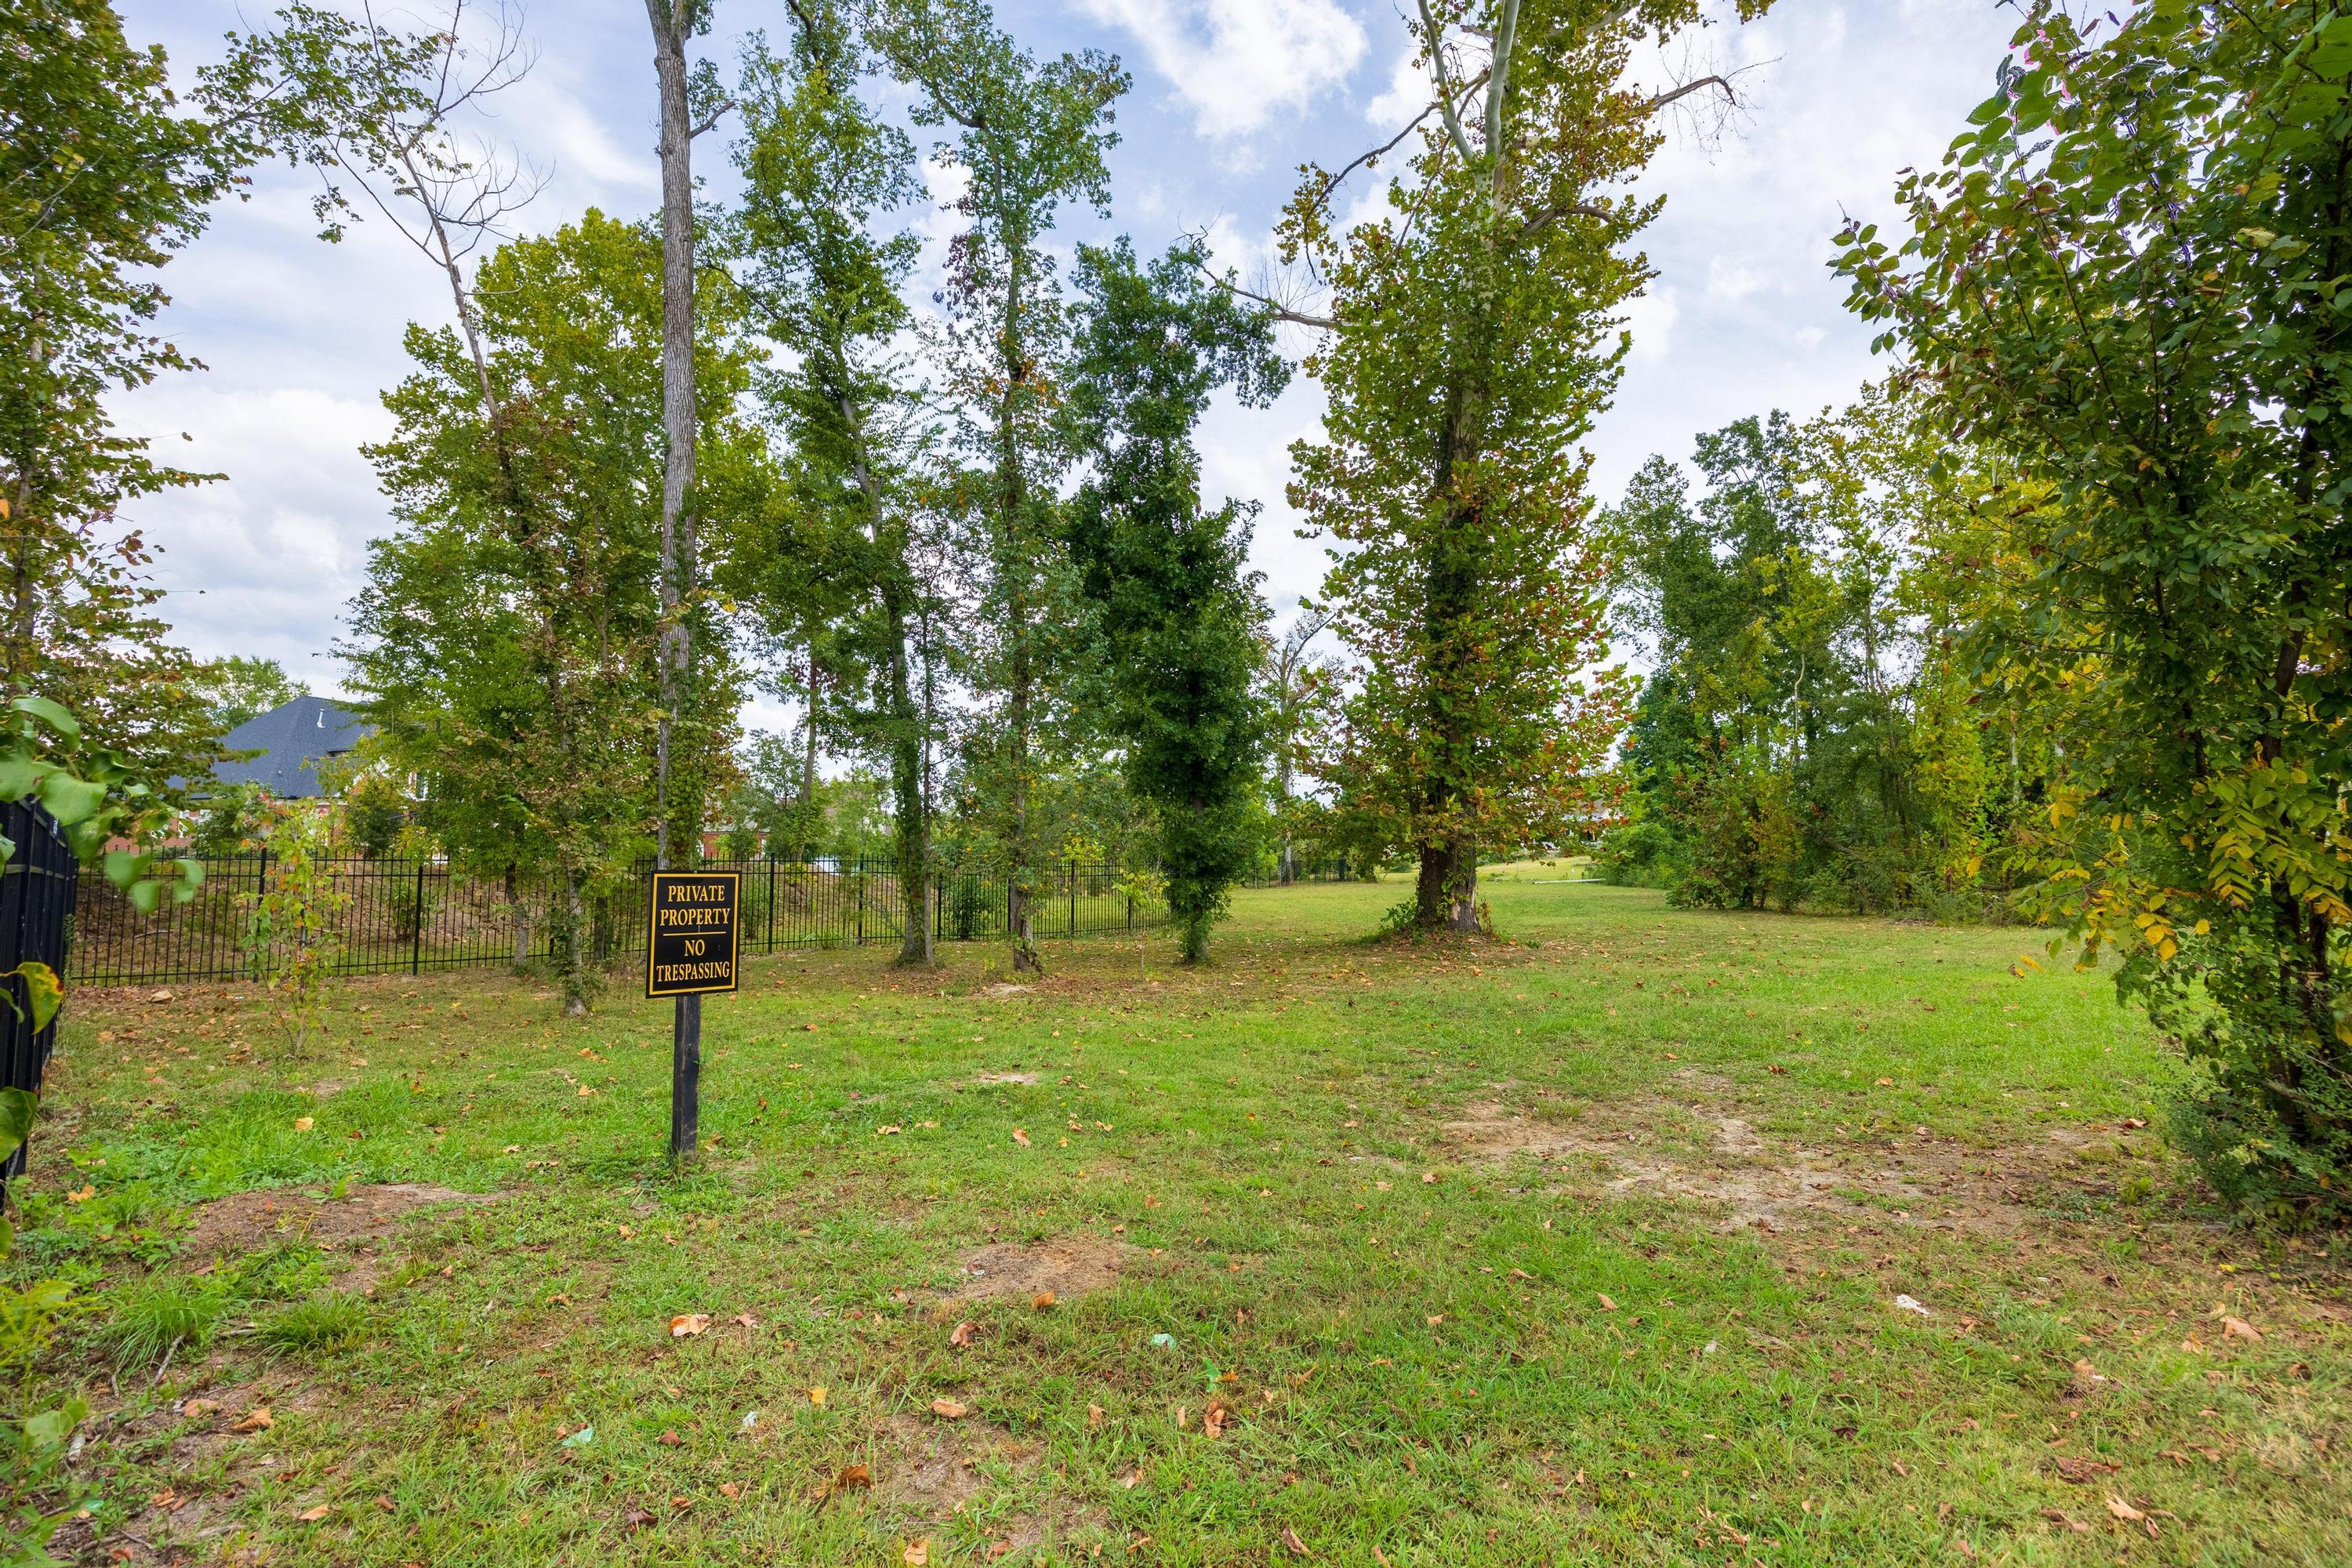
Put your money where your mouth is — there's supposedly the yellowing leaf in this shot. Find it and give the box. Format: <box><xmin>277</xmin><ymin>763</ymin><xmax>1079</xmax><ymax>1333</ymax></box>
<box><xmin>669</xmin><ymin>1313</ymin><xmax>712</xmax><ymax>1338</ymax></box>
<box><xmin>808</xmin><ymin>1386</ymin><xmax>827</xmax><ymax>1407</ymax></box>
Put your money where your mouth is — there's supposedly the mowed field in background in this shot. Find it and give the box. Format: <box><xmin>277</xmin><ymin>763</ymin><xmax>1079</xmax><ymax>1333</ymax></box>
<box><xmin>11</xmin><ymin>880</ymin><xmax>2347</xmax><ymax>1566</ymax></box>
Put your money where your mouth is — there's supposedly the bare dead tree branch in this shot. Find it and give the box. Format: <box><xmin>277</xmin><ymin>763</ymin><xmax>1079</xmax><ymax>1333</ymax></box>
<box><xmin>1181</xmin><ymin>239</ymin><xmax>1340</xmax><ymax>331</ymax></box>
<box><xmin>1309</xmin><ymin>67</ymin><xmax>1490</xmax><ymax>210</ymax></box>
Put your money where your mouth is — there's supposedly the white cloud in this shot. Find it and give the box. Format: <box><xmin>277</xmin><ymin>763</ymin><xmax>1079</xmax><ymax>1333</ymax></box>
<box><xmin>1617</xmin><ymin>287</ymin><xmax>1680</xmax><ymax>365</ymax></box>
<box><xmin>1366</xmin><ymin>42</ymin><xmax>1428</xmax><ymax>126</ymax></box>
<box><xmin>1074</xmin><ymin>0</ymin><xmax>1366</xmax><ymax>138</ymax></box>
<box><xmin>1706</xmin><ymin>256</ymin><xmax>1767</xmax><ymax>302</ymax></box>
<box><xmin>108</xmin><ymin>384</ymin><xmax>395</xmax><ymax>682</ymax></box>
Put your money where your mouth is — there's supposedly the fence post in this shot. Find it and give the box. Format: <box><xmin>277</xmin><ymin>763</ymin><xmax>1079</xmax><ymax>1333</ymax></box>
<box><xmin>767</xmin><ymin>857</ymin><xmax>777</xmax><ymax>954</ymax></box>
<box><xmin>409</xmin><ymin>859</ymin><xmax>426</xmax><ymax>975</ymax></box>
<box><xmin>1069</xmin><ymin>860</ymin><xmax>1076</xmax><ymax>939</ymax></box>
<box><xmin>857</xmin><ymin>870</ymin><xmax>866</xmax><ymax>945</ymax></box>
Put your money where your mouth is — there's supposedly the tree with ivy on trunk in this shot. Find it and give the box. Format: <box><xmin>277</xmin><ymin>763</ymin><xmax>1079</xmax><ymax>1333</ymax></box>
<box><xmin>1240</xmin><ymin>0</ymin><xmax>1773</xmax><ymax>934</ymax></box>
<box><xmin>867</xmin><ymin>0</ymin><xmax>1127</xmax><ymax>973</ymax></box>
<box><xmin>1836</xmin><ymin>1</ymin><xmax>2352</xmax><ymax>1221</ymax></box>
<box><xmin>1063</xmin><ymin>238</ymin><xmax>1287</xmax><ymax>964</ymax></box>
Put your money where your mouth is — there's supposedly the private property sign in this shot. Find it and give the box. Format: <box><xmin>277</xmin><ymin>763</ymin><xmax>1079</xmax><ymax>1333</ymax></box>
<box><xmin>645</xmin><ymin>870</ymin><xmax>740</xmax><ymax>997</ymax></box>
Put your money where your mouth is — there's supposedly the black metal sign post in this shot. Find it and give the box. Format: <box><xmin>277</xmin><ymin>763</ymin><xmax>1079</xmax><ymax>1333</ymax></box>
<box><xmin>647</xmin><ymin>869</ymin><xmax>739</xmax><ymax>1166</ymax></box>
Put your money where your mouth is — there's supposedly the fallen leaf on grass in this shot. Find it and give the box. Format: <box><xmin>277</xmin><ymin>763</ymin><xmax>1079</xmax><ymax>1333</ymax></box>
<box><xmin>2039</xmin><ymin>1508</ymin><xmax>2089</xmax><ymax>1534</ymax></box>
<box><xmin>296</xmin><ymin>1504</ymin><xmax>332</xmax><ymax>1522</ymax></box>
<box><xmin>658</xmin><ymin>1429</ymin><xmax>681</xmax><ymax>1447</ymax></box>
<box><xmin>733</xmin><ymin>1312</ymin><xmax>759</xmax><ymax>1329</ymax></box>
<box><xmin>232</xmin><ymin>1407</ymin><xmax>273</xmax><ymax>1433</ymax></box>
<box><xmin>622</xmin><ymin>1506</ymin><xmax>657</xmax><ymax>1530</ymax></box>
<box><xmin>1203</xmin><ymin>1404</ymin><xmax>1229</xmax><ymax>1439</ymax></box>
<box><xmin>834</xmin><ymin>1465</ymin><xmax>872</xmax><ymax>1492</ymax></box>
<box><xmin>1011</xmin><ymin>1128</ymin><xmax>1032</xmax><ymax>1147</ymax></box>
<box><xmin>2106</xmin><ymin>1496</ymin><xmax>2145</xmax><ymax>1522</ymax></box>
<box><xmin>986</xmin><ymin>1542</ymin><xmax>1013</xmax><ymax>1561</ymax></box>
<box><xmin>2221</xmin><ymin>1316</ymin><xmax>2263</xmax><ymax>1344</ymax></box>
<box><xmin>293</xmin><ymin>1117</ymin><xmax>314</xmax><ymax>1132</ymax></box>
<box><xmin>1087</xmin><ymin>1403</ymin><xmax>1104</xmax><ymax>1428</ymax></box>
<box><xmin>719</xmin><ymin>1482</ymin><xmax>741</xmax><ymax>1500</ymax></box>
<box><xmin>930</xmin><ymin>1399</ymin><xmax>968</xmax><ymax>1420</ymax></box>
<box><xmin>1281</xmin><ymin>1526</ymin><xmax>1312</xmax><ymax>1556</ymax></box>
<box><xmin>1033</xmin><ymin>1290</ymin><xmax>1057</xmax><ymax>1310</ymax></box>
<box><xmin>808</xmin><ymin>1387</ymin><xmax>826</xmax><ymax>1407</ymax></box>
<box><xmin>949</xmin><ymin>1319</ymin><xmax>978</xmax><ymax>1348</ymax></box>
<box><xmin>902</xmin><ymin>1541</ymin><xmax>929</xmax><ymax>1566</ymax></box>
<box><xmin>670</xmin><ymin>1314</ymin><xmax>712</xmax><ymax>1338</ymax></box>
<box><xmin>1595</xmin><ymin>1294</ymin><xmax>1618</xmax><ymax>1312</ymax></box>
<box><xmin>2053</xmin><ymin>1454</ymin><xmax>2122</xmax><ymax>1484</ymax></box>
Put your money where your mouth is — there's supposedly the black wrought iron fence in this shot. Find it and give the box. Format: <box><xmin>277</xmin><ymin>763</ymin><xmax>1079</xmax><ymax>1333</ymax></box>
<box><xmin>67</xmin><ymin>855</ymin><xmax>1160</xmax><ymax>988</ymax></box>
<box><xmin>4</xmin><ymin>800</ymin><xmax>77</xmax><ymax>1182</ymax></box>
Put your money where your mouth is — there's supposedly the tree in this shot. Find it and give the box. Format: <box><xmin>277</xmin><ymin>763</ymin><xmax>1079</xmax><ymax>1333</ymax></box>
<box><xmin>1256</xmin><ymin>0</ymin><xmax>1773</xmax><ymax>933</ymax></box>
<box><xmin>193</xmin><ymin>655</ymin><xmax>307</xmax><ymax>735</ymax></box>
<box><xmin>1835</xmin><ymin>2</ymin><xmax>2352</xmax><ymax>1220</ymax></box>
<box><xmin>869</xmin><ymin>0</ymin><xmax>1127</xmax><ymax>971</ymax></box>
<box><xmin>1264</xmin><ymin>604</ymin><xmax>1338</xmax><ymax>884</ymax></box>
<box><xmin>644</xmin><ymin>0</ymin><xmax>731</xmax><ymax>874</ymax></box>
<box><xmin>346</xmin><ymin>212</ymin><xmax>754</xmax><ymax>1015</ymax></box>
<box><xmin>1064</xmin><ymin>238</ymin><xmax>1287</xmax><ymax>963</ymax></box>
<box><xmin>1611</xmin><ymin>390</ymin><xmax>1991</xmax><ymax>914</ymax></box>
<box><xmin>731</xmin><ymin>5</ymin><xmax>941</xmax><ymax>964</ymax></box>
<box><xmin>1</xmin><ymin>2</ymin><xmax>423</xmax><ymax>813</ymax></box>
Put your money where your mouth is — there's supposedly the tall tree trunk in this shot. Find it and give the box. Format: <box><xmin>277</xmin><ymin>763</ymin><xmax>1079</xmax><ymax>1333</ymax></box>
<box><xmin>505</xmin><ymin>862</ymin><xmax>531</xmax><ymax>975</ymax></box>
<box><xmin>798</xmin><ymin>645</ymin><xmax>820</xmax><ymax>860</ymax></box>
<box><xmin>1415</xmin><ymin>377</ymin><xmax>1487</xmax><ymax>935</ymax></box>
<box><xmin>645</xmin><ymin>0</ymin><xmax>700</xmax><ymax>872</ymax></box>
<box><xmin>998</xmin><ymin>250</ymin><xmax>1040</xmax><ymax>972</ymax></box>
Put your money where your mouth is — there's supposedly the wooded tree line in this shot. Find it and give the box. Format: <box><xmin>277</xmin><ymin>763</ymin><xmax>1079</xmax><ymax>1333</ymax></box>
<box><xmin>7</xmin><ymin>1</ymin><xmax>2347</xmax><ymax>1219</ymax></box>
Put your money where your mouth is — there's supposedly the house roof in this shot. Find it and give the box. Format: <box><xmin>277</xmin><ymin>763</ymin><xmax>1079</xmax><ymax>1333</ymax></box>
<box><xmin>212</xmin><ymin>696</ymin><xmax>372</xmax><ymax>800</ymax></box>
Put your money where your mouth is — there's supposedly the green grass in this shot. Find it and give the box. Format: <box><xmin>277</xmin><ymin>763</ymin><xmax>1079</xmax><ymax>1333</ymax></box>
<box><xmin>10</xmin><ymin>880</ymin><xmax>2348</xmax><ymax>1565</ymax></box>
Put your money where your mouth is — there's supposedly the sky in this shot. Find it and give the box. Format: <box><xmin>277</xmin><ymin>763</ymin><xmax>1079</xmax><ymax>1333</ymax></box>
<box><xmin>111</xmin><ymin>0</ymin><xmax>2022</xmax><ymax>716</ymax></box>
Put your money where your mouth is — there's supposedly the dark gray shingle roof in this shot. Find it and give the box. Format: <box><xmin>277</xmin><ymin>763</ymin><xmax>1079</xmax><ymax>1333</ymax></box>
<box><xmin>212</xmin><ymin>696</ymin><xmax>372</xmax><ymax>799</ymax></box>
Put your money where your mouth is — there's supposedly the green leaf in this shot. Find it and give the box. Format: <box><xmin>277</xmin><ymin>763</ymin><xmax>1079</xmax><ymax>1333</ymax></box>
<box><xmin>22</xmin><ymin>1397</ymin><xmax>87</xmax><ymax>1453</ymax></box>
<box><xmin>35</xmin><ymin>770</ymin><xmax>107</xmax><ymax>826</ymax></box>
<box><xmin>9</xmin><ymin>695</ymin><xmax>79</xmax><ymax>738</ymax></box>
<box><xmin>0</xmin><ymin>1086</ymin><xmax>34</xmax><ymax>1160</ymax></box>
<box><xmin>5</xmin><ymin>962</ymin><xmax>63</xmax><ymax>1032</ymax></box>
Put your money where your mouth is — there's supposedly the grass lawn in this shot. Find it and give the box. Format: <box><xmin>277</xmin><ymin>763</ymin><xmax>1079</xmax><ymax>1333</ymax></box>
<box><xmin>9</xmin><ymin>880</ymin><xmax>2347</xmax><ymax>1566</ymax></box>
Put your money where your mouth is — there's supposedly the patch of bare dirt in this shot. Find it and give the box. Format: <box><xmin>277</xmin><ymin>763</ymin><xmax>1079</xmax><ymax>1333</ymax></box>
<box><xmin>973</xmin><ymin>1071</ymin><xmax>1041</xmax><ymax>1087</ymax></box>
<box><xmin>1438</xmin><ymin>1098</ymin><xmax>2116</xmax><ymax>1236</ymax></box>
<box><xmin>183</xmin><ymin>1183</ymin><xmax>498</xmax><ymax>1291</ymax></box>
<box><xmin>938</xmin><ymin>1237</ymin><xmax>1140</xmax><ymax>1310</ymax></box>
<box><xmin>869</xmin><ymin>1414</ymin><xmax>1109</xmax><ymax>1551</ymax></box>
